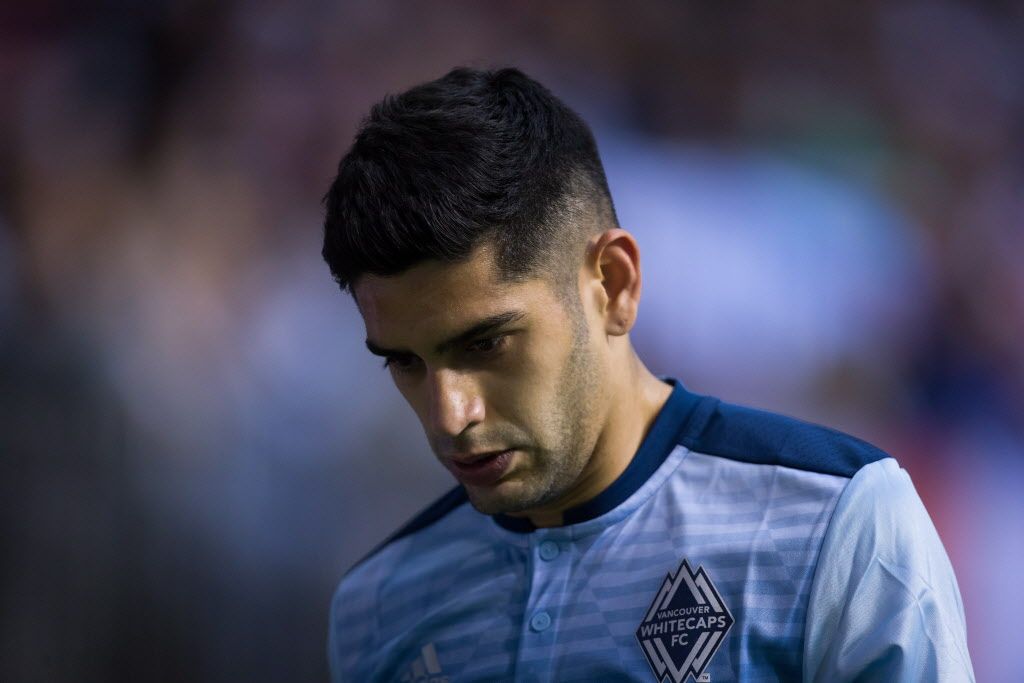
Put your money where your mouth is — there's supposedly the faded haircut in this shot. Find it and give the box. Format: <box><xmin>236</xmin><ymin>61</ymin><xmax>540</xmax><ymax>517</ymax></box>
<box><xmin>321</xmin><ymin>66</ymin><xmax>618</xmax><ymax>303</ymax></box>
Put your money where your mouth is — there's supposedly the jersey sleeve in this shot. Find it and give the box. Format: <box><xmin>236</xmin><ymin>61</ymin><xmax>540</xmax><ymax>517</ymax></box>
<box><xmin>802</xmin><ymin>457</ymin><xmax>975</xmax><ymax>682</ymax></box>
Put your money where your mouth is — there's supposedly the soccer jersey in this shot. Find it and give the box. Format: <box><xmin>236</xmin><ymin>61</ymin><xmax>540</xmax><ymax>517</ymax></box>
<box><xmin>328</xmin><ymin>379</ymin><xmax>974</xmax><ymax>682</ymax></box>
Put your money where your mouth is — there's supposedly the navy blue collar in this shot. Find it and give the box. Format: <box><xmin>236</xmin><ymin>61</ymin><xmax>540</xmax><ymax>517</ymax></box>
<box><xmin>493</xmin><ymin>377</ymin><xmax>704</xmax><ymax>533</ymax></box>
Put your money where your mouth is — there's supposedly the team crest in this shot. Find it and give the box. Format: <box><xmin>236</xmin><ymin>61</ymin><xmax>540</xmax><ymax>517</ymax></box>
<box><xmin>636</xmin><ymin>559</ymin><xmax>733</xmax><ymax>683</ymax></box>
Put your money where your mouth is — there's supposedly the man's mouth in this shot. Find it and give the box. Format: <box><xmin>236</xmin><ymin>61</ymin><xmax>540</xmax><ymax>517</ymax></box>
<box><xmin>451</xmin><ymin>449</ymin><xmax>512</xmax><ymax>465</ymax></box>
<box><xmin>447</xmin><ymin>449</ymin><xmax>516</xmax><ymax>486</ymax></box>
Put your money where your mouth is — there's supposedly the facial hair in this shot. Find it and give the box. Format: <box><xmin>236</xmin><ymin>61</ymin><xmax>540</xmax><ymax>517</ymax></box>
<box><xmin>470</xmin><ymin>306</ymin><xmax>604</xmax><ymax>516</ymax></box>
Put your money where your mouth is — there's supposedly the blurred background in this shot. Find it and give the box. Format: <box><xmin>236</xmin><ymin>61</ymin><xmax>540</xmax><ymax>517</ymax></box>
<box><xmin>1</xmin><ymin>1</ymin><xmax>1021</xmax><ymax>681</ymax></box>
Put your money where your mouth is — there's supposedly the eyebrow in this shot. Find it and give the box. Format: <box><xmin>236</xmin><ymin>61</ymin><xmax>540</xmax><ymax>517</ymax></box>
<box><xmin>365</xmin><ymin>309</ymin><xmax>527</xmax><ymax>358</ymax></box>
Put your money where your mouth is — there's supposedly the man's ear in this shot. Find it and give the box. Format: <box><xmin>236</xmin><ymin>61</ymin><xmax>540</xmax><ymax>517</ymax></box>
<box><xmin>584</xmin><ymin>229</ymin><xmax>642</xmax><ymax>336</ymax></box>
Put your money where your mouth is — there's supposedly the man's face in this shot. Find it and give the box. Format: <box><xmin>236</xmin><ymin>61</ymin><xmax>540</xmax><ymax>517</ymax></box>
<box><xmin>353</xmin><ymin>245</ymin><xmax>608</xmax><ymax>517</ymax></box>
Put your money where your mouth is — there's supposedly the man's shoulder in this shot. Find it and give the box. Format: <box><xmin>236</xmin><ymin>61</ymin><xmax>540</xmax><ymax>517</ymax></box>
<box><xmin>376</xmin><ymin>484</ymin><xmax>471</xmax><ymax>555</ymax></box>
<box><xmin>335</xmin><ymin>484</ymin><xmax>473</xmax><ymax>593</ymax></box>
<box><xmin>678</xmin><ymin>392</ymin><xmax>892</xmax><ymax>479</ymax></box>
<box><xmin>328</xmin><ymin>486</ymin><xmax>477</xmax><ymax>678</ymax></box>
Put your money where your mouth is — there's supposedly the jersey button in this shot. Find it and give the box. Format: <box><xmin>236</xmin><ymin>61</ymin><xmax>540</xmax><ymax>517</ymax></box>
<box><xmin>538</xmin><ymin>540</ymin><xmax>559</xmax><ymax>561</ymax></box>
<box><xmin>529</xmin><ymin>610</ymin><xmax>552</xmax><ymax>632</ymax></box>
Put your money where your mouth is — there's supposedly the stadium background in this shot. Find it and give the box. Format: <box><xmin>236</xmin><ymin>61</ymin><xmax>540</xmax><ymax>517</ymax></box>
<box><xmin>1</xmin><ymin>2</ymin><xmax>1021</xmax><ymax>681</ymax></box>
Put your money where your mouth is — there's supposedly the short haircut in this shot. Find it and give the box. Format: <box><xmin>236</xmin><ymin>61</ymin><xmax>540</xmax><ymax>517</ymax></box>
<box><xmin>321</xmin><ymin>66</ymin><xmax>619</xmax><ymax>297</ymax></box>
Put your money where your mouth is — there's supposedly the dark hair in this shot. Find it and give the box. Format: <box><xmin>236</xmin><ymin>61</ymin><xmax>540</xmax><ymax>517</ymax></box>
<box><xmin>321</xmin><ymin>66</ymin><xmax>618</xmax><ymax>295</ymax></box>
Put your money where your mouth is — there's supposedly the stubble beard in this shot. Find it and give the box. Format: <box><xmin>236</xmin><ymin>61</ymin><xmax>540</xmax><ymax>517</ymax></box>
<box><xmin>469</xmin><ymin>308</ymin><xmax>602</xmax><ymax>517</ymax></box>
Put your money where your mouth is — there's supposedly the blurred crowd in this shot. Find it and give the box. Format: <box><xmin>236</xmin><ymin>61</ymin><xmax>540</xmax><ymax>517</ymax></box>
<box><xmin>1</xmin><ymin>1</ymin><xmax>1021</xmax><ymax>681</ymax></box>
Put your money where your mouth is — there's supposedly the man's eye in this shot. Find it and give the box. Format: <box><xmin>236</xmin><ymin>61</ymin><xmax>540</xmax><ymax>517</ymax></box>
<box><xmin>468</xmin><ymin>335</ymin><xmax>507</xmax><ymax>355</ymax></box>
<box><xmin>382</xmin><ymin>355</ymin><xmax>418</xmax><ymax>371</ymax></box>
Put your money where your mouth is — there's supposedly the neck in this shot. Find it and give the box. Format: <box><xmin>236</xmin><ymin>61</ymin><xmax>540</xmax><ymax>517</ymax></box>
<box><xmin>522</xmin><ymin>349</ymin><xmax>673</xmax><ymax>528</ymax></box>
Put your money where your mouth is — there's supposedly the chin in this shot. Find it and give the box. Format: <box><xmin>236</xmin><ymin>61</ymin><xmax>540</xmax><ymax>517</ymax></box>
<box><xmin>464</xmin><ymin>490</ymin><xmax>518</xmax><ymax>516</ymax></box>
<box><xmin>465</xmin><ymin>482</ymin><xmax>536</xmax><ymax>516</ymax></box>
<box><xmin>466</xmin><ymin>477</ymin><xmax>562</xmax><ymax>518</ymax></box>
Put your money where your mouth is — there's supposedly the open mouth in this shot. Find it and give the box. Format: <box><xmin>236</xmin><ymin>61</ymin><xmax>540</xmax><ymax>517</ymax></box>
<box><xmin>449</xmin><ymin>449</ymin><xmax>516</xmax><ymax>486</ymax></box>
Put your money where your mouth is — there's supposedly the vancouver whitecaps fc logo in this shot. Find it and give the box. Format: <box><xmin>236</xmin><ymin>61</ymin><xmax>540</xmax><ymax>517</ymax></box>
<box><xmin>636</xmin><ymin>559</ymin><xmax>734</xmax><ymax>683</ymax></box>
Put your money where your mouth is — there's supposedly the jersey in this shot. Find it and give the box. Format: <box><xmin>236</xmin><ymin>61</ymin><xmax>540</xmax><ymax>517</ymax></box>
<box><xmin>327</xmin><ymin>378</ymin><xmax>974</xmax><ymax>682</ymax></box>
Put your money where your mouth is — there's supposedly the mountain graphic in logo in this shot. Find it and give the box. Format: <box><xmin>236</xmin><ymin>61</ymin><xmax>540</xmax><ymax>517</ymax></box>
<box><xmin>636</xmin><ymin>559</ymin><xmax>734</xmax><ymax>683</ymax></box>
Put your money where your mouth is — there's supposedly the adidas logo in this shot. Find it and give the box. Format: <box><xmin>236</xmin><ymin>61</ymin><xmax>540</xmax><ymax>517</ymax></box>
<box><xmin>399</xmin><ymin>643</ymin><xmax>449</xmax><ymax>683</ymax></box>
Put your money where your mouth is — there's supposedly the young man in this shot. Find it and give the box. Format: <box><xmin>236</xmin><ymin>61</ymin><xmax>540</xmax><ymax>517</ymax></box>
<box><xmin>322</xmin><ymin>67</ymin><xmax>973</xmax><ymax>682</ymax></box>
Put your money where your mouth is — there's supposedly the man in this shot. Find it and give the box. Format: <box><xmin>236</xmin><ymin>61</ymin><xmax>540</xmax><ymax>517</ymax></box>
<box><xmin>322</xmin><ymin>67</ymin><xmax>973</xmax><ymax>682</ymax></box>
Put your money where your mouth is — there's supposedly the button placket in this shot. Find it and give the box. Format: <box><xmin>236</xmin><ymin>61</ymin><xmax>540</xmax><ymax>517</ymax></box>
<box><xmin>538</xmin><ymin>540</ymin><xmax>559</xmax><ymax>561</ymax></box>
<box><xmin>529</xmin><ymin>610</ymin><xmax>552</xmax><ymax>632</ymax></box>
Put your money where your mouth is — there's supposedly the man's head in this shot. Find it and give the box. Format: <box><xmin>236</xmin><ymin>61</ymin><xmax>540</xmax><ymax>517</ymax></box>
<box><xmin>323</xmin><ymin>67</ymin><xmax>644</xmax><ymax>519</ymax></box>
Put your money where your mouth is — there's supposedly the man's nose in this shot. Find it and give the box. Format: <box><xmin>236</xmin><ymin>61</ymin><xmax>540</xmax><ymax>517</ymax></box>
<box><xmin>427</xmin><ymin>369</ymin><xmax>485</xmax><ymax>438</ymax></box>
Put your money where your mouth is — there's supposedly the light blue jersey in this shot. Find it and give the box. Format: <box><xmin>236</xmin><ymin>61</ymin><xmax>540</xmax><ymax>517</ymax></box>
<box><xmin>328</xmin><ymin>379</ymin><xmax>973</xmax><ymax>682</ymax></box>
